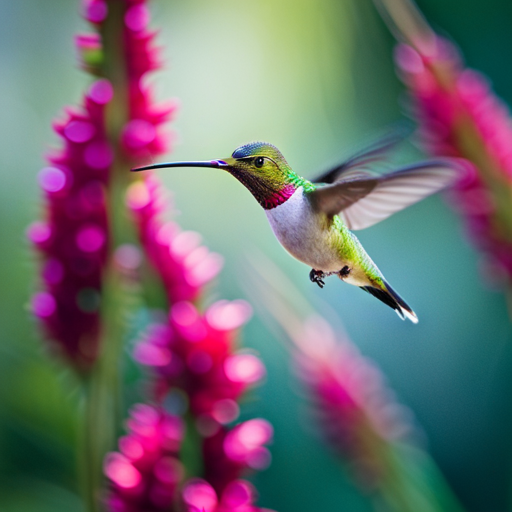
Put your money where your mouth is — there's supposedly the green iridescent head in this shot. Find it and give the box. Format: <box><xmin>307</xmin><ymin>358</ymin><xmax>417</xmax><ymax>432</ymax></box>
<box><xmin>132</xmin><ymin>141</ymin><xmax>302</xmax><ymax>209</ymax></box>
<box><xmin>225</xmin><ymin>141</ymin><xmax>298</xmax><ymax>207</ymax></box>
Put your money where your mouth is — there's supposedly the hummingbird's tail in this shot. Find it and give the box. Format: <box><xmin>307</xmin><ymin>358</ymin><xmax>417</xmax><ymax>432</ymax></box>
<box><xmin>360</xmin><ymin>280</ymin><xmax>418</xmax><ymax>323</ymax></box>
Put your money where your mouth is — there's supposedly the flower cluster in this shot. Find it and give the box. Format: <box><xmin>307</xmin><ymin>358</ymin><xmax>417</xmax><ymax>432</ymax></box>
<box><xmin>104</xmin><ymin>404</ymin><xmax>185</xmax><ymax>512</ymax></box>
<box><xmin>127</xmin><ymin>176</ymin><xmax>223</xmax><ymax>303</ymax></box>
<box><xmin>202</xmin><ymin>419</ymin><xmax>273</xmax><ymax>495</ymax></box>
<box><xmin>33</xmin><ymin>0</ymin><xmax>274</xmax><ymax>509</ymax></box>
<box><xmin>106</xmin><ymin>410</ymin><xmax>273</xmax><ymax>512</ymax></box>
<box><xmin>82</xmin><ymin>0</ymin><xmax>178</xmax><ymax>163</ymax></box>
<box><xmin>29</xmin><ymin>0</ymin><xmax>178</xmax><ymax>372</ymax></box>
<box><xmin>395</xmin><ymin>36</ymin><xmax>512</xmax><ymax>285</ymax></box>
<box><xmin>248</xmin><ymin>255</ymin><xmax>465</xmax><ymax>510</ymax></box>
<box><xmin>133</xmin><ymin>299</ymin><xmax>265</xmax><ymax>417</ymax></box>
<box><xmin>123</xmin><ymin>172</ymin><xmax>272</xmax><ymax>507</ymax></box>
<box><xmin>289</xmin><ymin>316</ymin><xmax>413</xmax><ymax>489</ymax></box>
<box><xmin>130</xmin><ymin>295</ymin><xmax>272</xmax><ymax>496</ymax></box>
<box><xmin>29</xmin><ymin>79</ymin><xmax>114</xmax><ymax>371</ymax></box>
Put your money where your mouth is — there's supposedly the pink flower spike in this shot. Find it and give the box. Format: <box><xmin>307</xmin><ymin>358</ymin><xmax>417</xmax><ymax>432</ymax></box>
<box><xmin>31</xmin><ymin>66</ymin><xmax>112</xmax><ymax>369</ymax></box>
<box><xmin>394</xmin><ymin>33</ymin><xmax>512</xmax><ymax>287</ymax></box>
<box><xmin>128</xmin><ymin>176</ymin><xmax>222</xmax><ymax>303</ymax></box>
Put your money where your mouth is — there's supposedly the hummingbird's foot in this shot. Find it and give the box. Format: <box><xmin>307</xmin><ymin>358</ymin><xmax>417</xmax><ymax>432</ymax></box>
<box><xmin>339</xmin><ymin>266</ymin><xmax>350</xmax><ymax>279</ymax></box>
<box><xmin>309</xmin><ymin>269</ymin><xmax>326</xmax><ymax>289</ymax></box>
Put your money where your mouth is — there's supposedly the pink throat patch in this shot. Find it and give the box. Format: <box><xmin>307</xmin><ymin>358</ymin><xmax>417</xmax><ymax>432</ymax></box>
<box><xmin>262</xmin><ymin>184</ymin><xmax>297</xmax><ymax>210</ymax></box>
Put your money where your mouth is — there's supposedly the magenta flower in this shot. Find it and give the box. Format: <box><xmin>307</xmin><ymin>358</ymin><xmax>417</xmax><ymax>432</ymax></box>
<box><xmin>127</xmin><ymin>171</ymin><xmax>271</xmax><ymax>501</ymax></box>
<box><xmin>30</xmin><ymin>0</ymin><xmax>176</xmax><ymax>371</ymax></box>
<box><xmin>33</xmin><ymin>1</ymin><xmax>273</xmax><ymax>509</ymax></box>
<box><xmin>104</xmin><ymin>404</ymin><xmax>185</xmax><ymax>511</ymax></box>
<box><xmin>29</xmin><ymin>79</ymin><xmax>113</xmax><ymax>371</ymax></box>
<box><xmin>82</xmin><ymin>0</ymin><xmax>178</xmax><ymax>163</ymax></box>
<box><xmin>248</xmin><ymin>260</ymin><xmax>465</xmax><ymax>511</ymax></box>
<box><xmin>133</xmin><ymin>299</ymin><xmax>265</xmax><ymax>419</ymax></box>
<box><xmin>289</xmin><ymin>316</ymin><xmax>413</xmax><ymax>489</ymax></box>
<box><xmin>202</xmin><ymin>419</ymin><xmax>273</xmax><ymax>495</ymax></box>
<box><xmin>127</xmin><ymin>176</ymin><xmax>223</xmax><ymax>303</ymax></box>
<box><xmin>381</xmin><ymin>0</ymin><xmax>512</xmax><ymax>287</ymax></box>
<box><xmin>31</xmin><ymin>0</ymin><xmax>189</xmax><ymax>509</ymax></box>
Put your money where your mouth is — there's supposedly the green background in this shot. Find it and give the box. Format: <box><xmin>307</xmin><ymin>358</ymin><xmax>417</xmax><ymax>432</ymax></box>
<box><xmin>1</xmin><ymin>0</ymin><xmax>512</xmax><ymax>511</ymax></box>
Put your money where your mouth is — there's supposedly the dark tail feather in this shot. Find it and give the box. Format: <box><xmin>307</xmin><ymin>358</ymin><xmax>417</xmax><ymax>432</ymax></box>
<box><xmin>360</xmin><ymin>280</ymin><xmax>418</xmax><ymax>323</ymax></box>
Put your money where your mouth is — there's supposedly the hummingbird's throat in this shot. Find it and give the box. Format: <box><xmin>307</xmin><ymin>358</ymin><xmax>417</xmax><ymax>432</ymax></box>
<box><xmin>260</xmin><ymin>183</ymin><xmax>297</xmax><ymax>209</ymax></box>
<box><xmin>229</xmin><ymin>170</ymin><xmax>297</xmax><ymax>209</ymax></box>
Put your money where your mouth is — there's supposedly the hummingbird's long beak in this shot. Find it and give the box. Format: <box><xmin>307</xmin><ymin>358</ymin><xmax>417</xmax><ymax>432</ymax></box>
<box><xmin>131</xmin><ymin>158</ymin><xmax>234</xmax><ymax>172</ymax></box>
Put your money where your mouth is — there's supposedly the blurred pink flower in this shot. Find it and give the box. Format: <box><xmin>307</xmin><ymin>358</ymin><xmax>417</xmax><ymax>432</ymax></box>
<box><xmin>127</xmin><ymin>176</ymin><xmax>223</xmax><ymax>303</ymax></box>
<box><xmin>31</xmin><ymin>0</ymin><xmax>177</xmax><ymax>372</ymax></box>
<box><xmin>395</xmin><ymin>35</ymin><xmax>512</xmax><ymax>286</ymax></box>
<box><xmin>82</xmin><ymin>0</ymin><xmax>178</xmax><ymax>161</ymax></box>
<box><xmin>74</xmin><ymin>1</ymin><xmax>272</xmax><ymax>506</ymax></box>
<box><xmin>104</xmin><ymin>404</ymin><xmax>185</xmax><ymax>511</ymax></box>
<box><xmin>203</xmin><ymin>419</ymin><xmax>273</xmax><ymax>495</ymax></box>
<box><xmin>182</xmin><ymin>479</ymin><xmax>273</xmax><ymax>512</ymax></box>
<box><xmin>129</xmin><ymin>178</ymin><xmax>271</xmax><ymax>498</ymax></box>
<box><xmin>29</xmin><ymin>79</ymin><xmax>113</xmax><ymax>370</ymax></box>
<box><xmin>32</xmin><ymin>0</ymin><xmax>273</xmax><ymax>510</ymax></box>
<box><xmin>248</xmin><ymin>254</ymin><xmax>465</xmax><ymax>510</ymax></box>
<box><xmin>290</xmin><ymin>316</ymin><xmax>413</xmax><ymax>489</ymax></box>
<box><xmin>134</xmin><ymin>299</ymin><xmax>264</xmax><ymax>419</ymax></box>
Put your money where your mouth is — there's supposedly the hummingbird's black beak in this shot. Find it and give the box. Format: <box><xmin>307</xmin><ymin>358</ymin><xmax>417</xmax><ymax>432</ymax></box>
<box><xmin>131</xmin><ymin>159</ymin><xmax>232</xmax><ymax>172</ymax></box>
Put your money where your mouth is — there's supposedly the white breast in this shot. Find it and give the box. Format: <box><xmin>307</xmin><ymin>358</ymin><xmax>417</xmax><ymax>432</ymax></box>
<box><xmin>265</xmin><ymin>187</ymin><xmax>342</xmax><ymax>271</ymax></box>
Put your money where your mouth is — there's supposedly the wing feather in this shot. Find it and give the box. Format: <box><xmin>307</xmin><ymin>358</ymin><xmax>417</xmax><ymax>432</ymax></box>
<box><xmin>309</xmin><ymin>160</ymin><xmax>464</xmax><ymax>231</ymax></box>
<box><xmin>311</xmin><ymin>123</ymin><xmax>411</xmax><ymax>184</ymax></box>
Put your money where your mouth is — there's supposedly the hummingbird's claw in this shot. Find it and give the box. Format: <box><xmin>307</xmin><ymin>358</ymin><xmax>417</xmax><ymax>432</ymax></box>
<box><xmin>309</xmin><ymin>269</ymin><xmax>325</xmax><ymax>289</ymax></box>
<box><xmin>339</xmin><ymin>265</ymin><xmax>350</xmax><ymax>278</ymax></box>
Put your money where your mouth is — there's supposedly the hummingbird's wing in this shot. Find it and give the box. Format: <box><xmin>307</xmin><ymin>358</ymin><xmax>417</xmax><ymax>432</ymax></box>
<box><xmin>309</xmin><ymin>160</ymin><xmax>463</xmax><ymax>231</ymax></box>
<box><xmin>311</xmin><ymin>124</ymin><xmax>410</xmax><ymax>184</ymax></box>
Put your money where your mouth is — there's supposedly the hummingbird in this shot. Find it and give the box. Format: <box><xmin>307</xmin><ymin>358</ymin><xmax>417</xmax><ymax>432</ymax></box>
<box><xmin>132</xmin><ymin>133</ymin><xmax>463</xmax><ymax>323</ymax></box>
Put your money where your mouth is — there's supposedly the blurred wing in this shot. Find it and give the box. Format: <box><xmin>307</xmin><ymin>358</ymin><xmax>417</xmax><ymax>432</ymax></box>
<box><xmin>310</xmin><ymin>160</ymin><xmax>462</xmax><ymax>230</ymax></box>
<box><xmin>311</xmin><ymin>123</ymin><xmax>411</xmax><ymax>184</ymax></box>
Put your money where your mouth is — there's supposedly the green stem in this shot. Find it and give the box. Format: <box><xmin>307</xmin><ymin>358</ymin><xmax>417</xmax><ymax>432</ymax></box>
<box><xmin>80</xmin><ymin>178</ymin><xmax>134</xmax><ymax>512</ymax></box>
<box><xmin>80</xmin><ymin>378</ymin><xmax>100</xmax><ymax>512</ymax></box>
<box><xmin>378</xmin><ymin>444</ymin><xmax>467</xmax><ymax>512</ymax></box>
<box><xmin>79</xmin><ymin>2</ymin><xmax>135</xmax><ymax>511</ymax></box>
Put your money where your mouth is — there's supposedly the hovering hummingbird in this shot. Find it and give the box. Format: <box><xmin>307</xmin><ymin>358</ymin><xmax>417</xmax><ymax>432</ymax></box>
<box><xmin>132</xmin><ymin>133</ymin><xmax>463</xmax><ymax>322</ymax></box>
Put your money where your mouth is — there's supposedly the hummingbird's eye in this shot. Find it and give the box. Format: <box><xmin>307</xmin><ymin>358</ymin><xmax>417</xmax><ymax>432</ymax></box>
<box><xmin>254</xmin><ymin>157</ymin><xmax>265</xmax><ymax>168</ymax></box>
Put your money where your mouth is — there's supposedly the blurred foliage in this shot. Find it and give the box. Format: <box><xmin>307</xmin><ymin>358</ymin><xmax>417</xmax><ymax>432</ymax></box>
<box><xmin>1</xmin><ymin>0</ymin><xmax>512</xmax><ymax>511</ymax></box>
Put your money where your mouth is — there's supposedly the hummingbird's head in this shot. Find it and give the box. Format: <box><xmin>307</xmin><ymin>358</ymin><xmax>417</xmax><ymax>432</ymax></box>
<box><xmin>224</xmin><ymin>141</ymin><xmax>298</xmax><ymax>209</ymax></box>
<box><xmin>132</xmin><ymin>141</ymin><xmax>300</xmax><ymax>210</ymax></box>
